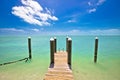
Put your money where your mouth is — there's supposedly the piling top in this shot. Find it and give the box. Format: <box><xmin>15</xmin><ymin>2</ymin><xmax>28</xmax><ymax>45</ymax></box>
<box><xmin>95</xmin><ymin>37</ymin><xmax>98</xmax><ymax>39</ymax></box>
<box><xmin>54</xmin><ymin>37</ymin><xmax>56</xmax><ymax>39</ymax></box>
<box><xmin>50</xmin><ymin>37</ymin><xmax>54</xmax><ymax>41</ymax></box>
<box><xmin>66</xmin><ymin>35</ymin><xmax>69</xmax><ymax>38</ymax></box>
<box><xmin>68</xmin><ymin>38</ymin><xmax>72</xmax><ymax>41</ymax></box>
<box><xmin>28</xmin><ymin>37</ymin><xmax>31</xmax><ymax>39</ymax></box>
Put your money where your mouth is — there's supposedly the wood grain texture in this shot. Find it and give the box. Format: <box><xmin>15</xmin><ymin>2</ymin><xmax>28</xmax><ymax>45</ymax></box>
<box><xmin>44</xmin><ymin>51</ymin><xmax>74</xmax><ymax>80</ymax></box>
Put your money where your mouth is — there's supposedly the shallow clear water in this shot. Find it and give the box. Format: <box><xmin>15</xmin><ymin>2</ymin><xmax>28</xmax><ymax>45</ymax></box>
<box><xmin>0</xmin><ymin>35</ymin><xmax>120</xmax><ymax>80</ymax></box>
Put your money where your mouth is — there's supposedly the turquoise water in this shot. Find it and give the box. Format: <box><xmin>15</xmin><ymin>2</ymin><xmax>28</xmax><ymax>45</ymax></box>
<box><xmin>0</xmin><ymin>35</ymin><xmax>120</xmax><ymax>80</ymax></box>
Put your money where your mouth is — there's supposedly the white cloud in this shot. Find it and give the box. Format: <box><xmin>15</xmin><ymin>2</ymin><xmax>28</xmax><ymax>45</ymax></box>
<box><xmin>97</xmin><ymin>0</ymin><xmax>106</xmax><ymax>6</ymax></box>
<box><xmin>67</xmin><ymin>19</ymin><xmax>76</xmax><ymax>23</ymax></box>
<box><xmin>88</xmin><ymin>8</ymin><xmax>96</xmax><ymax>13</ymax></box>
<box><xmin>88</xmin><ymin>2</ymin><xmax>92</xmax><ymax>6</ymax></box>
<box><xmin>12</xmin><ymin>0</ymin><xmax>58</xmax><ymax>26</ymax></box>
<box><xmin>87</xmin><ymin>0</ymin><xmax>106</xmax><ymax>13</ymax></box>
<box><xmin>0</xmin><ymin>28</ymin><xmax>24</xmax><ymax>32</ymax></box>
<box><xmin>31</xmin><ymin>28</ymin><xmax>39</xmax><ymax>32</ymax></box>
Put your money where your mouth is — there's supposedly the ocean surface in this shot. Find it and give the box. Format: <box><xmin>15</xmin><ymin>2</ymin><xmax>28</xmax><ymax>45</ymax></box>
<box><xmin>0</xmin><ymin>35</ymin><xmax>120</xmax><ymax>80</ymax></box>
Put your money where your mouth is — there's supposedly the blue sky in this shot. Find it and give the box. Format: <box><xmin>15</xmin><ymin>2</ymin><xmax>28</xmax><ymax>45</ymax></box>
<box><xmin>0</xmin><ymin>0</ymin><xmax>120</xmax><ymax>35</ymax></box>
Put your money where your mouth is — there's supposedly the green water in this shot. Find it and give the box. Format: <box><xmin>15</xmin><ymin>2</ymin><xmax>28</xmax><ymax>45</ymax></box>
<box><xmin>0</xmin><ymin>35</ymin><xmax>120</xmax><ymax>80</ymax></box>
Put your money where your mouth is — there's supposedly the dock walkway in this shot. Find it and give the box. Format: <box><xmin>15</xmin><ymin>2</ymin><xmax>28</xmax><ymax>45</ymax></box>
<box><xmin>44</xmin><ymin>51</ymin><xmax>74</xmax><ymax>80</ymax></box>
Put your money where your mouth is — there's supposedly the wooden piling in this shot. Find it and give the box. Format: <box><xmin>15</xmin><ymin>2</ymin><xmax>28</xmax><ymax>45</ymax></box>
<box><xmin>28</xmin><ymin>37</ymin><xmax>32</xmax><ymax>59</ymax></box>
<box><xmin>50</xmin><ymin>38</ymin><xmax>55</xmax><ymax>64</ymax></box>
<box><xmin>44</xmin><ymin>38</ymin><xmax>74</xmax><ymax>80</ymax></box>
<box><xmin>94</xmin><ymin>37</ymin><xmax>98</xmax><ymax>63</ymax></box>
<box><xmin>66</xmin><ymin>36</ymin><xmax>69</xmax><ymax>52</ymax></box>
<box><xmin>67</xmin><ymin>38</ymin><xmax>72</xmax><ymax>65</ymax></box>
<box><xmin>54</xmin><ymin>37</ymin><xmax>57</xmax><ymax>53</ymax></box>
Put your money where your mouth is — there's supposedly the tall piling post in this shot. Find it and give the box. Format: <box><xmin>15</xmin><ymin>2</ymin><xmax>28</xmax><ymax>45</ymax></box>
<box><xmin>66</xmin><ymin>36</ymin><xmax>69</xmax><ymax>52</ymax></box>
<box><xmin>50</xmin><ymin>38</ymin><xmax>55</xmax><ymax>64</ymax></box>
<box><xmin>54</xmin><ymin>37</ymin><xmax>57</xmax><ymax>53</ymax></box>
<box><xmin>94</xmin><ymin>37</ymin><xmax>99</xmax><ymax>63</ymax></box>
<box><xmin>67</xmin><ymin>38</ymin><xmax>72</xmax><ymax>65</ymax></box>
<box><xmin>28</xmin><ymin>37</ymin><xmax>32</xmax><ymax>59</ymax></box>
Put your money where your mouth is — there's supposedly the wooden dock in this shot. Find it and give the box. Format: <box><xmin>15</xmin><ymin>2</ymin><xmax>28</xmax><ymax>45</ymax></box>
<box><xmin>44</xmin><ymin>51</ymin><xmax>74</xmax><ymax>80</ymax></box>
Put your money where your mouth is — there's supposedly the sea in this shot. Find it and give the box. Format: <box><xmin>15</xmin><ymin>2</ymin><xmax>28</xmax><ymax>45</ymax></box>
<box><xmin>0</xmin><ymin>35</ymin><xmax>120</xmax><ymax>80</ymax></box>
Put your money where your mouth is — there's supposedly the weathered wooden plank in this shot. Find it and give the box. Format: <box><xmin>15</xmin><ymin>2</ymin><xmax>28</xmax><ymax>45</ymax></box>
<box><xmin>44</xmin><ymin>51</ymin><xmax>74</xmax><ymax>80</ymax></box>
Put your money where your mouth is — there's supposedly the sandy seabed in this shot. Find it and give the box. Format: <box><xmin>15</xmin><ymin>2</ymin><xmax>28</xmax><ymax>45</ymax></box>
<box><xmin>0</xmin><ymin>56</ymin><xmax>120</xmax><ymax>80</ymax></box>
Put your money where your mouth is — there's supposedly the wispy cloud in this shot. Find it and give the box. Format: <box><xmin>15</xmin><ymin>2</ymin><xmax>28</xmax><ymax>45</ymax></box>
<box><xmin>69</xmin><ymin>29</ymin><xmax>80</xmax><ymax>33</ymax></box>
<box><xmin>67</xmin><ymin>19</ymin><xmax>76</xmax><ymax>23</ymax></box>
<box><xmin>89</xmin><ymin>29</ymin><xmax>120</xmax><ymax>35</ymax></box>
<box><xmin>88</xmin><ymin>2</ymin><xmax>92</xmax><ymax>6</ymax></box>
<box><xmin>1</xmin><ymin>28</ymin><xmax>118</xmax><ymax>35</ymax></box>
<box><xmin>0</xmin><ymin>28</ymin><xmax>24</xmax><ymax>32</ymax></box>
<box><xmin>31</xmin><ymin>28</ymin><xmax>40</xmax><ymax>32</ymax></box>
<box><xmin>12</xmin><ymin>0</ymin><xmax>58</xmax><ymax>26</ymax></box>
<box><xmin>48</xmin><ymin>28</ymin><xmax>120</xmax><ymax>35</ymax></box>
<box><xmin>97</xmin><ymin>0</ymin><xmax>106</xmax><ymax>6</ymax></box>
<box><xmin>87</xmin><ymin>0</ymin><xmax>106</xmax><ymax>13</ymax></box>
<box><xmin>88</xmin><ymin>8</ymin><xmax>96</xmax><ymax>13</ymax></box>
